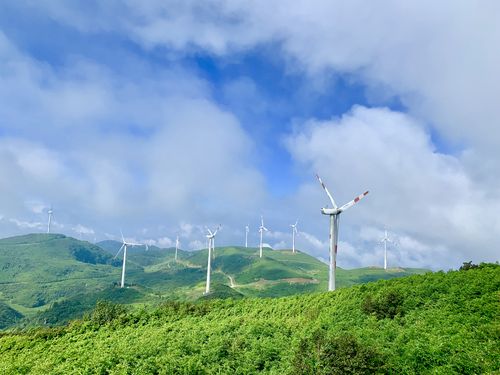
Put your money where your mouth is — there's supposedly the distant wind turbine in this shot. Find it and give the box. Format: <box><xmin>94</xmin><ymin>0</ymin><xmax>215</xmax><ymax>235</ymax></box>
<box><xmin>316</xmin><ymin>174</ymin><xmax>369</xmax><ymax>291</ymax></box>
<box><xmin>290</xmin><ymin>219</ymin><xmax>298</xmax><ymax>253</ymax></box>
<box><xmin>245</xmin><ymin>225</ymin><xmax>249</xmax><ymax>248</ymax></box>
<box><xmin>205</xmin><ymin>225</ymin><xmax>221</xmax><ymax>294</ymax></box>
<box><xmin>258</xmin><ymin>216</ymin><xmax>268</xmax><ymax>258</ymax></box>
<box><xmin>380</xmin><ymin>228</ymin><xmax>394</xmax><ymax>270</ymax></box>
<box><xmin>47</xmin><ymin>206</ymin><xmax>53</xmax><ymax>234</ymax></box>
<box><xmin>114</xmin><ymin>230</ymin><xmax>142</xmax><ymax>288</ymax></box>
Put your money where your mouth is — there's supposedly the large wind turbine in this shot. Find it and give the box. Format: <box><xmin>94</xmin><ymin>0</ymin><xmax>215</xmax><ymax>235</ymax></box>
<box><xmin>316</xmin><ymin>174</ymin><xmax>369</xmax><ymax>291</ymax></box>
<box><xmin>205</xmin><ymin>225</ymin><xmax>221</xmax><ymax>294</ymax></box>
<box><xmin>47</xmin><ymin>206</ymin><xmax>53</xmax><ymax>234</ymax></box>
<box><xmin>245</xmin><ymin>225</ymin><xmax>249</xmax><ymax>248</ymax></box>
<box><xmin>258</xmin><ymin>216</ymin><xmax>268</xmax><ymax>258</ymax></box>
<box><xmin>290</xmin><ymin>219</ymin><xmax>298</xmax><ymax>253</ymax></box>
<box><xmin>114</xmin><ymin>231</ymin><xmax>142</xmax><ymax>288</ymax></box>
<box><xmin>380</xmin><ymin>228</ymin><xmax>393</xmax><ymax>270</ymax></box>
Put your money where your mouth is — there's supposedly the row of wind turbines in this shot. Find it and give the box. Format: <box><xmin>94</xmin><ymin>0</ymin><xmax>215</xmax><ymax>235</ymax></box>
<box><xmin>45</xmin><ymin>174</ymin><xmax>395</xmax><ymax>294</ymax></box>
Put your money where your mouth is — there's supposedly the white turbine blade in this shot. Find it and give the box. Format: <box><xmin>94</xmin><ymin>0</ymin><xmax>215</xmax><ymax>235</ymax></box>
<box><xmin>263</xmin><ymin>226</ymin><xmax>268</xmax><ymax>232</ymax></box>
<box><xmin>339</xmin><ymin>191</ymin><xmax>369</xmax><ymax>212</ymax></box>
<box><xmin>315</xmin><ymin>174</ymin><xmax>337</xmax><ymax>208</ymax></box>
<box><xmin>120</xmin><ymin>229</ymin><xmax>125</xmax><ymax>244</ymax></box>
<box><xmin>213</xmin><ymin>225</ymin><xmax>221</xmax><ymax>236</ymax></box>
<box><xmin>261</xmin><ymin>215</ymin><xmax>264</xmax><ymax>227</ymax></box>
<box><xmin>114</xmin><ymin>244</ymin><xmax>125</xmax><ymax>258</ymax></box>
<box><xmin>205</xmin><ymin>226</ymin><xmax>213</xmax><ymax>236</ymax></box>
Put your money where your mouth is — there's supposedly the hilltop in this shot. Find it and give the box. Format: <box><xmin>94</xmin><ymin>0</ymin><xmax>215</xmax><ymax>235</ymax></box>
<box><xmin>0</xmin><ymin>234</ymin><xmax>427</xmax><ymax>328</ymax></box>
<box><xmin>0</xmin><ymin>264</ymin><xmax>497</xmax><ymax>373</ymax></box>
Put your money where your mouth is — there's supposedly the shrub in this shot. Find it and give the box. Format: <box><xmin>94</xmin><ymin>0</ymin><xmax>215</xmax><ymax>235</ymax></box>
<box><xmin>291</xmin><ymin>329</ymin><xmax>383</xmax><ymax>374</ymax></box>
<box><xmin>87</xmin><ymin>300</ymin><xmax>127</xmax><ymax>325</ymax></box>
<box><xmin>362</xmin><ymin>288</ymin><xmax>404</xmax><ymax>319</ymax></box>
<box><xmin>459</xmin><ymin>261</ymin><xmax>479</xmax><ymax>271</ymax></box>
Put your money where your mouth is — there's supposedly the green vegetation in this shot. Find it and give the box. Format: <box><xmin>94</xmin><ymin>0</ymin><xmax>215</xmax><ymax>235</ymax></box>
<box><xmin>0</xmin><ymin>264</ymin><xmax>497</xmax><ymax>374</ymax></box>
<box><xmin>0</xmin><ymin>301</ymin><xmax>23</xmax><ymax>329</ymax></box>
<box><xmin>0</xmin><ymin>234</ymin><xmax>429</xmax><ymax>329</ymax></box>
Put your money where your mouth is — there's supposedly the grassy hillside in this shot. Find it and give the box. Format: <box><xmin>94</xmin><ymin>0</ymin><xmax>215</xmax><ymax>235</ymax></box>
<box><xmin>0</xmin><ymin>234</ymin><xmax>125</xmax><ymax>311</ymax></box>
<box><xmin>0</xmin><ymin>234</ymin><xmax>429</xmax><ymax>329</ymax></box>
<box><xmin>0</xmin><ymin>264</ymin><xmax>497</xmax><ymax>374</ymax></box>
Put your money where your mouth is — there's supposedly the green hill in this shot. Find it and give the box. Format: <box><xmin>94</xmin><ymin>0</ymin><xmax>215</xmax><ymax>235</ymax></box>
<box><xmin>0</xmin><ymin>234</ymin><xmax>429</xmax><ymax>328</ymax></box>
<box><xmin>0</xmin><ymin>234</ymin><xmax>125</xmax><ymax>311</ymax></box>
<box><xmin>0</xmin><ymin>264</ymin><xmax>497</xmax><ymax>374</ymax></box>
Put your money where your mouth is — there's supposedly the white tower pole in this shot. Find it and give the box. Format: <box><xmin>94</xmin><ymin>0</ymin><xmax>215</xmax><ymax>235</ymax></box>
<box><xmin>259</xmin><ymin>228</ymin><xmax>263</xmax><ymax>258</ymax></box>
<box><xmin>329</xmin><ymin>215</ymin><xmax>335</xmax><ymax>291</ymax></box>
<box><xmin>245</xmin><ymin>225</ymin><xmax>249</xmax><ymax>248</ymax></box>
<box><xmin>205</xmin><ymin>238</ymin><xmax>212</xmax><ymax>294</ymax></box>
<box><xmin>47</xmin><ymin>209</ymin><xmax>53</xmax><ymax>234</ymax></box>
<box><xmin>120</xmin><ymin>245</ymin><xmax>127</xmax><ymax>288</ymax></box>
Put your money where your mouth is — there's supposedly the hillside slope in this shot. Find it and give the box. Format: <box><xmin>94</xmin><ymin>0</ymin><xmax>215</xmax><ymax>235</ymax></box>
<box><xmin>0</xmin><ymin>264</ymin><xmax>497</xmax><ymax>374</ymax></box>
<box><xmin>0</xmin><ymin>234</ymin><xmax>125</xmax><ymax>311</ymax></box>
<box><xmin>0</xmin><ymin>234</ymin><xmax>428</xmax><ymax>328</ymax></box>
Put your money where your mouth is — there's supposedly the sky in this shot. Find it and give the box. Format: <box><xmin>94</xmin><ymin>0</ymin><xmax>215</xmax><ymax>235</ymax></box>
<box><xmin>0</xmin><ymin>1</ymin><xmax>499</xmax><ymax>270</ymax></box>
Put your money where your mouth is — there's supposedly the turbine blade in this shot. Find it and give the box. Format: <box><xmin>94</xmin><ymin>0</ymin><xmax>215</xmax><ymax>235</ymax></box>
<box><xmin>114</xmin><ymin>244</ymin><xmax>125</xmax><ymax>258</ymax></box>
<box><xmin>315</xmin><ymin>174</ymin><xmax>337</xmax><ymax>208</ymax></box>
<box><xmin>120</xmin><ymin>229</ymin><xmax>125</xmax><ymax>243</ymax></box>
<box><xmin>339</xmin><ymin>191</ymin><xmax>369</xmax><ymax>212</ymax></box>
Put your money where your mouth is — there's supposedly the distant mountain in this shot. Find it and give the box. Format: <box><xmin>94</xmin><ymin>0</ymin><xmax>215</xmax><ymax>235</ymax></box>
<box><xmin>0</xmin><ymin>234</ymin><xmax>429</xmax><ymax>328</ymax></box>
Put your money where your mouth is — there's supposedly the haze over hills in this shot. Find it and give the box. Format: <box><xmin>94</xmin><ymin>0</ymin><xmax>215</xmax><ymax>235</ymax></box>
<box><xmin>0</xmin><ymin>233</ymin><xmax>428</xmax><ymax>328</ymax></box>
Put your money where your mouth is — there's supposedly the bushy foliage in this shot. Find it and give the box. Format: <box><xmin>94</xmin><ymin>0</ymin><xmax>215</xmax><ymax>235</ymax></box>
<box><xmin>460</xmin><ymin>261</ymin><xmax>479</xmax><ymax>271</ymax></box>
<box><xmin>361</xmin><ymin>288</ymin><xmax>405</xmax><ymax>319</ymax></box>
<box><xmin>0</xmin><ymin>302</ymin><xmax>23</xmax><ymax>329</ymax></box>
<box><xmin>291</xmin><ymin>330</ymin><xmax>383</xmax><ymax>374</ymax></box>
<box><xmin>0</xmin><ymin>264</ymin><xmax>497</xmax><ymax>374</ymax></box>
<box><xmin>86</xmin><ymin>300</ymin><xmax>127</xmax><ymax>325</ymax></box>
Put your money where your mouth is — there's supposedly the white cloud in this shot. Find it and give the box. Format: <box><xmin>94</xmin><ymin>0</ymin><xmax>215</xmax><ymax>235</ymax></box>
<box><xmin>72</xmin><ymin>224</ymin><xmax>95</xmax><ymax>236</ymax></box>
<box><xmin>0</xmin><ymin>30</ymin><xmax>266</xmax><ymax>242</ymax></box>
<box><xmin>285</xmin><ymin>106</ymin><xmax>500</xmax><ymax>268</ymax></box>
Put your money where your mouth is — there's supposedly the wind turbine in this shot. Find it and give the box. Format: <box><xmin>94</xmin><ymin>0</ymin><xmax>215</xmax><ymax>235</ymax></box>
<box><xmin>258</xmin><ymin>216</ymin><xmax>268</xmax><ymax>258</ymax></box>
<box><xmin>316</xmin><ymin>174</ymin><xmax>369</xmax><ymax>291</ymax></box>
<box><xmin>204</xmin><ymin>225</ymin><xmax>221</xmax><ymax>294</ymax></box>
<box><xmin>290</xmin><ymin>219</ymin><xmax>298</xmax><ymax>253</ymax></box>
<box><xmin>114</xmin><ymin>231</ymin><xmax>142</xmax><ymax>288</ymax></box>
<box><xmin>380</xmin><ymin>228</ymin><xmax>393</xmax><ymax>270</ymax></box>
<box><xmin>175</xmin><ymin>235</ymin><xmax>180</xmax><ymax>262</ymax></box>
<box><xmin>47</xmin><ymin>206</ymin><xmax>53</xmax><ymax>234</ymax></box>
<box><xmin>245</xmin><ymin>225</ymin><xmax>249</xmax><ymax>248</ymax></box>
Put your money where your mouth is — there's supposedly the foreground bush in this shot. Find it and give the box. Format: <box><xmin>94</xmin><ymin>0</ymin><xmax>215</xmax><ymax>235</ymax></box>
<box><xmin>0</xmin><ymin>264</ymin><xmax>498</xmax><ymax>374</ymax></box>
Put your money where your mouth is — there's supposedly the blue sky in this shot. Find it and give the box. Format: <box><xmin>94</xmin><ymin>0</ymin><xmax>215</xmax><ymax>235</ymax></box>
<box><xmin>0</xmin><ymin>1</ymin><xmax>499</xmax><ymax>270</ymax></box>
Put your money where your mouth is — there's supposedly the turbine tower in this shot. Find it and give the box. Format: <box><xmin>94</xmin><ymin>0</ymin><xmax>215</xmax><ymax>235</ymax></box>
<box><xmin>204</xmin><ymin>225</ymin><xmax>221</xmax><ymax>294</ymax></box>
<box><xmin>258</xmin><ymin>216</ymin><xmax>268</xmax><ymax>258</ymax></box>
<box><xmin>245</xmin><ymin>225</ymin><xmax>249</xmax><ymax>248</ymax></box>
<box><xmin>316</xmin><ymin>174</ymin><xmax>369</xmax><ymax>291</ymax></box>
<box><xmin>380</xmin><ymin>228</ymin><xmax>393</xmax><ymax>270</ymax></box>
<box><xmin>175</xmin><ymin>235</ymin><xmax>179</xmax><ymax>262</ymax></box>
<box><xmin>47</xmin><ymin>206</ymin><xmax>53</xmax><ymax>234</ymax></box>
<box><xmin>114</xmin><ymin>231</ymin><xmax>142</xmax><ymax>288</ymax></box>
<box><xmin>290</xmin><ymin>219</ymin><xmax>298</xmax><ymax>253</ymax></box>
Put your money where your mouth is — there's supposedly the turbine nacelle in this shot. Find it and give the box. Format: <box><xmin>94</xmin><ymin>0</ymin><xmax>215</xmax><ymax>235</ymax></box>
<box><xmin>321</xmin><ymin>207</ymin><xmax>341</xmax><ymax>215</ymax></box>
